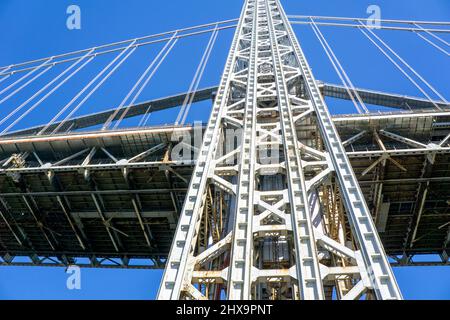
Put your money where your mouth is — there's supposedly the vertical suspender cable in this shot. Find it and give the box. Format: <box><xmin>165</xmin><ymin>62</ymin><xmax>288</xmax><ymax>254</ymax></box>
<box><xmin>358</xmin><ymin>27</ymin><xmax>443</xmax><ymax>110</ymax></box>
<box><xmin>175</xmin><ymin>25</ymin><xmax>217</xmax><ymax>125</ymax></box>
<box><xmin>359</xmin><ymin>21</ymin><xmax>448</xmax><ymax>104</ymax></box>
<box><xmin>103</xmin><ymin>33</ymin><xmax>177</xmax><ymax>130</ymax></box>
<box><xmin>175</xmin><ymin>24</ymin><xmax>219</xmax><ymax>125</ymax></box>
<box><xmin>138</xmin><ymin>104</ymin><xmax>153</xmax><ymax>127</ymax></box>
<box><xmin>180</xmin><ymin>27</ymin><xmax>219</xmax><ymax>125</ymax></box>
<box><xmin>112</xmin><ymin>39</ymin><xmax>178</xmax><ymax>129</ymax></box>
<box><xmin>0</xmin><ymin>66</ymin><xmax>12</xmax><ymax>85</ymax></box>
<box><xmin>47</xmin><ymin>40</ymin><xmax>139</xmax><ymax>135</ymax></box>
<box><xmin>0</xmin><ymin>19</ymin><xmax>238</xmax><ymax>76</ymax></box>
<box><xmin>414</xmin><ymin>31</ymin><xmax>450</xmax><ymax>56</ymax></box>
<box><xmin>0</xmin><ymin>64</ymin><xmax>53</xmax><ymax>105</ymax></box>
<box><xmin>0</xmin><ymin>74</ymin><xmax>12</xmax><ymax>85</ymax></box>
<box><xmin>413</xmin><ymin>23</ymin><xmax>450</xmax><ymax>47</ymax></box>
<box><xmin>0</xmin><ymin>57</ymin><xmax>54</xmax><ymax>97</ymax></box>
<box><xmin>310</xmin><ymin>20</ymin><xmax>363</xmax><ymax>114</ymax></box>
<box><xmin>0</xmin><ymin>50</ymin><xmax>95</xmax><ymax>133</ymax></box>
<box><xmin>414</xmin><ymin>31</ymin><xmax>449</xmax><ymax>56</ymax></box>
<box><xmin>310</xmin><ymin>18</ymin><xmax>369</xmax><ymax>113</ymax></box>
<box><xmin>0</xmin><ymin>66</ymin><xmax>12</xmax><ymax>75</ymax></box>
<box><xmin>109</xmin><ymin>33</ymin><xmax>179</xmax><ymax>130</ymax></box>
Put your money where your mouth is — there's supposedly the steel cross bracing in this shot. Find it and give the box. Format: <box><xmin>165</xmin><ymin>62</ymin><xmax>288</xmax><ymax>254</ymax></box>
<box><xmin>157</xmin><ymin>0</ymin><xmax>402</xmax><ymax>300</ymax></box>
<box><xmin>275</xmin><ymin>0</ymin><xmax>402</xmax><ymax>300</ymax></box>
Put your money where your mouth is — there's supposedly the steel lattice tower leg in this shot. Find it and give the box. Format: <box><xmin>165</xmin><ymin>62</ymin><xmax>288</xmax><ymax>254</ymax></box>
<box><xmin>157</xmin><ymin>0</ymin><xmax>402</xmax><ymax>300</ymax></box>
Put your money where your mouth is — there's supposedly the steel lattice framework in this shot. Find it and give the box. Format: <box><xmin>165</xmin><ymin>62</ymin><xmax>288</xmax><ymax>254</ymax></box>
<box><xmin>157</xmin><ymin>0</ymin><xmax>402</xmax><ymax>300</ymax></box>
<box><xmin>0</xmin><ymin>0</ymin><xmax>449</xmax><ymax>301</ymax></box>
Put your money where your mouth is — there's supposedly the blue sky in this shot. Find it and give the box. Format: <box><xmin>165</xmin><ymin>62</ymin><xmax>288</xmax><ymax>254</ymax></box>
<box><xmin>0</xmin><ymin>0</ymin><xmax>449</xmax><ymax>299</ymax></box>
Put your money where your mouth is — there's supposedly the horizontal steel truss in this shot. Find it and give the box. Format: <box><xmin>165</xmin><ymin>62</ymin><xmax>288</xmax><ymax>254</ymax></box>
<box><xmin>0</xmin><ymin>111</ymin><xmax>448</xmax><ymax>173</ymax></box>
<box><xmin>0</xmin><ymin>117</ymin><xmax>447</xmax><ymax>269</ymax></box>
<box><xmin>0</xmin><ymin>129</ymin><xmax>448</xmax><ymax>181</ymax></box>
<box><xmin>6</xmin><ymin>85</ymin><xmax>448</xmax><ymax>138</ymax></box>
<box><xmin>355</xmin><ymin>129</ymin><xmax>449</xmax><ymax>267</ymax></box>
<box><xmin>155</xmin><ymin>0</ymin><xmax>403</xmax><ymax>300</ymax></box>
<box><xmin>0</xmin><ymin>254</ymin><xmax>166</xmax><ymax>269</ymax></box>
<box><xmin>0</xmin><ymin>144</ymin><xmax>183</xmax><ymax>267</ymax></box>
<box><xmin>0</xmin><ymin>251</ymin><xmax>448</xmax><ymax>269</ymax></box>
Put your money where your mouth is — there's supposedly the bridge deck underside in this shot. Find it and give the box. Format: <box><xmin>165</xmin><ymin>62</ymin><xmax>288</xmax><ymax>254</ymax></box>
<box><xmin>0</xmin><ymin>111</ymin><xmax>449</xmax><ymax>268</ymax></box>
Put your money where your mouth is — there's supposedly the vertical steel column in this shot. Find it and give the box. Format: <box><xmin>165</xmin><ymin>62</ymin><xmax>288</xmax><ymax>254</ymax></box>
<box><xmin>157</xmin><ymin>0</ymin><xmax>254</xmax><ymax>299</ymax></box>
<box><xmin>273</xmin><ymin>0</ymin><xmax>402</xmax><ymax>299</ymax></box>
<box><xmin>226</xmin><ymin>0</ymin><xmax>259</xmax><ymax>300</ymax></box>
<box><xmin>264</xmin><ymin>0</ymin><xmax>324</xmax><ymax>300</ymax></box>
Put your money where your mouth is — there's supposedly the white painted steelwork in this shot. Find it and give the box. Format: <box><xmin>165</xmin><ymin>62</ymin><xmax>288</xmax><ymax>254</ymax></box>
<box><xmin>157</xmin><ymin>0</ymin><xmax>402</xmax><ymax>300</ymax></box>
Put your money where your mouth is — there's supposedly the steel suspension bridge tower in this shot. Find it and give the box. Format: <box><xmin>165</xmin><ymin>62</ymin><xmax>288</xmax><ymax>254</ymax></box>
<box><xmin>1</xmin><ymin>0</ymin><xmax>448</xmax><ymax>302</ymax></box>
<box><xmin>158</xmin><ymin>0</ymin><xmax>402</xmax><ymax>300</ymax></box>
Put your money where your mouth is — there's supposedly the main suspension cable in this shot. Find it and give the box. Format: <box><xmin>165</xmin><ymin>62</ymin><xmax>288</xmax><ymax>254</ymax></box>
<box><xmin>310</xmin><ymin>18</ymin><xmax>369</xmax><ymax>113</ymax></box>
<box><xmin>0</xmin><ymin>19</ymin><xmax>238</xmax><ymax>77</ymax></box>
<box><xmin>288</xmin><ymin>15</ymin><xmax>450</xmax><ymax>26</ymax></box>
<box><xmin>289</xmin><ymin>21</ymin><xmax>450</xmax><ymax>34</ymax></box>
